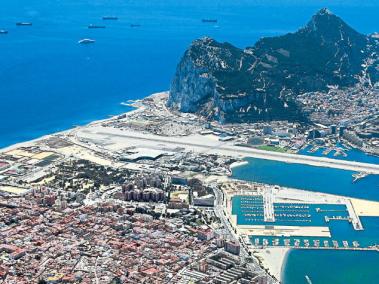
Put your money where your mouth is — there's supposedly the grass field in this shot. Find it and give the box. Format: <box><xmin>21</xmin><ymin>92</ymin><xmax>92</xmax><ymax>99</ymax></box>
<box><xmin>256</xmin><ymin>145</ymin><xmax>287</xmax><ymax>153</ymax></box>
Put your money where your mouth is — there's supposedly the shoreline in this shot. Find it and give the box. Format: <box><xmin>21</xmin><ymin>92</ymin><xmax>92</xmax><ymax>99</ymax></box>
<box><xmin>1</xmin><ymin>91</ymin><xmax>379</xmax><ymax>175</ymax></box>
<box><xmin>253</xmin><ymin>247</ymin><xmax>290</xmax><ymax>282</ymax></box>
<box><xmin>0</xmin><ymin>93</ymin><xmax>156</xmax><ymax>153</ymax></box>
<box><xmin>280</xmin><ymin>248</ymin><xmax>290</xmax><ymax>282</ymax></box>
<box><xmin>229</xmin><ymin>160</ymin><xmax>249</xmax><ymax>169</ymax></box>
<box><xmin>1</xmin><ymin>91</ymin><xmax>378</xmax><ymax>283</ymax></box>
<box><xmin>223</xmin><ymin>179</ymin><xmax>379</xmax><ymax>282</ymax></box>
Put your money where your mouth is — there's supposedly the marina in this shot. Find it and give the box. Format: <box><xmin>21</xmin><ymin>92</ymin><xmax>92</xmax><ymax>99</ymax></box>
<box><xmin>225</xmin><ymin>176</ymin><xmax>379</xmax><ymax>250</ymax></box>
<box><xmin>299</xmin><ymin>143</ymin><xmax>379</xmax><ymax>165</ymax></box>
<box><xmin>222</xmin><ymin>175</ymin><xmax>379</xmax><ymax>282</ymax></box>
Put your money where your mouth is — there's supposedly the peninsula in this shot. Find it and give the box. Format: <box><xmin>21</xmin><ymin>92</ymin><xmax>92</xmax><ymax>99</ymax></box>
<box><xmin>1</xmin><ymin>8</ymin><xmax>378</xmax><ymax>284</ymax></box>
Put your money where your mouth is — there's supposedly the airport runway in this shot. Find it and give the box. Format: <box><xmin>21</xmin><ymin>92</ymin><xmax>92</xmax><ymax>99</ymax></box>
<box><xmin>88</xmin><ymin>129</ymin><xmax>379</xmax><ymax>174</ymax></box>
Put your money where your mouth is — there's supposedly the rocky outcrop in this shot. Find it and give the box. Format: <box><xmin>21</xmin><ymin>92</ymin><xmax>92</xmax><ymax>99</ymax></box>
<box><xmin>167</xmin><ymin>8</ymin><xmax>379</xmax><ymax>123</ymax></box>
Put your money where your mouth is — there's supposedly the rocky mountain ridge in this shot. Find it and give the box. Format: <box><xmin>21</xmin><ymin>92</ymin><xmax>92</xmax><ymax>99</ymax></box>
<box><xmin>167</xmin><ymin>8</ymin><xmax>379</xmax><ymax>123</ymax></box>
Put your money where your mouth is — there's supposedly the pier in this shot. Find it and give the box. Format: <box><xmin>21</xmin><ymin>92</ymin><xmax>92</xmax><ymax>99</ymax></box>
<box><xmin>346</xmin><ymin>200</ymin><xmax>364</xmax><ymax>230</ymax></box>
<box><xmin>324</xmin><ymin>216</ymin><xmax>352</xmax><ymax>222</ymax></box>
<box><xmin>253</xmin><ymin>241</ymin><xmax>373</xmax><ymax>251</ymax></box>
<box><xmin>263</xmin><ymin>188</ymin><xmax>275</xmax><ymax>222</ymax></box>
<box><xmin>321</xmin><ymin>201</ymin><xmax>363</xmax><ymax>231</ymax></box>
<box><xmin>316</xmin><ymin>208</ymin><xmax>346</xmax><ymax>213</ymax></box>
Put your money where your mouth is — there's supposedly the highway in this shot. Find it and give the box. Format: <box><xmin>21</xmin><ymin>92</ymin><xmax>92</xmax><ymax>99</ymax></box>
<box><xmin>92</xmin><ymin>130</ymin><xmax>379</xmax><ymax>174</ymax></box>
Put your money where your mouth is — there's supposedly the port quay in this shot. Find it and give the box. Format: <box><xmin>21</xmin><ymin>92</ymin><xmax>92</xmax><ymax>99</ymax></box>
<box><xmin>220</xmin><ymin>181</ymin><xmax>378</xmax><ymax>252</ymax></box>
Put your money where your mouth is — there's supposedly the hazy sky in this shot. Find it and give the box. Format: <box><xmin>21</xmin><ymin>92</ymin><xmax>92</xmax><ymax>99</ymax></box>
<box><xmin>216</xmin><ymin>0</ymin><xmax>379</xmax><ymax>6</ymax></box>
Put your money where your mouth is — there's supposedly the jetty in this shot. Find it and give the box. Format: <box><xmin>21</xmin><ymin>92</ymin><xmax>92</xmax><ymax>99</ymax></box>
<box><xmin>263</xmin><ymin>188</ymin><xmax>275</xmax><ymax>222</ymax></box>
<box><xmin>346</xmin><ymin>200</ymin><xmax>364</xmax><ymax>230</ymax></box>
<box><xmin>322</xmin><ymin>148</ymin><xmax>332</xmax><ymax>155</ymax></box>
<box><xmin>324</xmin><ymin>216</ymin><xmax>352</xmax><ymax>222</ymax></box>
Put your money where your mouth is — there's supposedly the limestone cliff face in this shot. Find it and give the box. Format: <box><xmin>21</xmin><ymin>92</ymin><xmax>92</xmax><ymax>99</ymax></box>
<box><xmin>168</xmin><ymin>44</ymin><xmax>218</xmax><ymax>114</ymax></box>
<box><xmin>167</xmin><ymin>37</ymin><xmax>302</xmax><ymax>123</ymax></box>
<box><xmin>167</xmin><ymin>8</ymin><xmax>379</xmax><ymax>123</ymax></box>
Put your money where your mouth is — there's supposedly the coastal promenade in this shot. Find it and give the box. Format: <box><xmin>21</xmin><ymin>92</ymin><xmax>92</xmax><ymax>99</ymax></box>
<box><xmin>86</xmin><ymin>128</ymin><xmax>379</xmax><ymax>174</ymax></box>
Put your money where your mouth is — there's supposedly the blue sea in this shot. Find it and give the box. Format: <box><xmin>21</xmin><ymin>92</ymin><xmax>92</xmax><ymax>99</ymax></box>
<box><xmin>232</xmin><ymin>157</ymin><xmax>379</xmax><ymax>201</ymax></box>
<box><xmin>1</xmin><ymin>0</ymin><xmax>379</xmax><ymax>148</ymax></box>
<box><xmin>1</xmin><ymin>1</ymin><xmax>379</xmax><ymax>283</ymax></box>
<box><xmin>283</xmin><ymin>250</ymin><xmax>379</xmax><ymax>284</ymax></box>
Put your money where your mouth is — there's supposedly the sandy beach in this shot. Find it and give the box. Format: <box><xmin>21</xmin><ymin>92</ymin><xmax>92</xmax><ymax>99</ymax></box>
<box><xmin>253</xmin><ymin>247</ymin><xmax>290</xmax><ymax>282</ymax></box>
<box><xmin>2</xmin><ymin>90</ymin><xmax>378</xmax><ymax>175</ymax></box>
<box><xmin>351</xmin><ymin>198</ymin><xmax>379</xmax><ymax>216</ymax></box>
<box><xmin>0</xmin><ymin>92</ymin><xmax>152</xmax><ymax>154</ymax></box>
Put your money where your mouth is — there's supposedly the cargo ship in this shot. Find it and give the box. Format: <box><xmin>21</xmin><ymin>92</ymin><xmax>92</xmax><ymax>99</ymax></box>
<box><xmin>0</xmin><ymin>30</ymin><xmax>8</xmax><ymax>34</ymax></box>
<box><xmin>16</xmin><ymin>22</ymin><xmax>32</xmax><ymax>26</ymax></box>
<box><xmin>78</xmin><ymin>38</ymin><xmax>96</xmax><ymax>44</ymax></box>
<box><xmin>88</xmin><ymin>24</ymin><xmax>106</xmax><ymax>29</ymax></box>
<box><xmin>202</xmin><ymin>19</ymin><xmax>217</xmax><ymax>23</ymax></box>
<box><xmin>102</xmin><ymin>16</ymin><xmax>118</xmax><ymax>20</ymax></box>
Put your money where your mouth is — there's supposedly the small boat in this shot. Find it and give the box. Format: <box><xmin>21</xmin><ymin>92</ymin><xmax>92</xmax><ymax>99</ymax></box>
<box><xmin>16</xmin><ymin>22</ymin><xmax>32</xmax><ymax>26</ymax></box>
<box><xmin>202</xmin><ymin>19</ymin><xmax>218</xmax><ymax>23</ymax></box>
<box><xmin>305</xmin><ymin>275</ymin><xmax>312</xmax><ymax>284</ymax></box>
<box><xmin>78</xmin><ymin>38</ymin><xmax>96</xmax><ymax>44</ymax></box>
<box><xmin>130</xmin><ymin>24</ymin><xmax>141</xmax><ymax>28</ymax></box>
<box><xmin>0</xmin><ymin>30</ymin><xmax>8</xmax><ymax>34</ymax></box>
<box><xmin>102</xmin><ymin>16</ymin><xmax>118</xmax><ymax>20</ymax></box>
<box><xmin>88</xmin><ymin>24</ymin><xmax>106</xmax><ymax>29</ymax></box>
<box><xmin>352</xmin><ymin>172</ymin><xmax>368</xmax><ymax>183</ymax></box>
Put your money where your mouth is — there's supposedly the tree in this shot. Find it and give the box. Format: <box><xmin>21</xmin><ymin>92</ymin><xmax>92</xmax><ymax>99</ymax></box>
<box><xmin>111</xmin><ymin>277</ymin><xmax>122</xmax><ymax>284</ymax></box>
